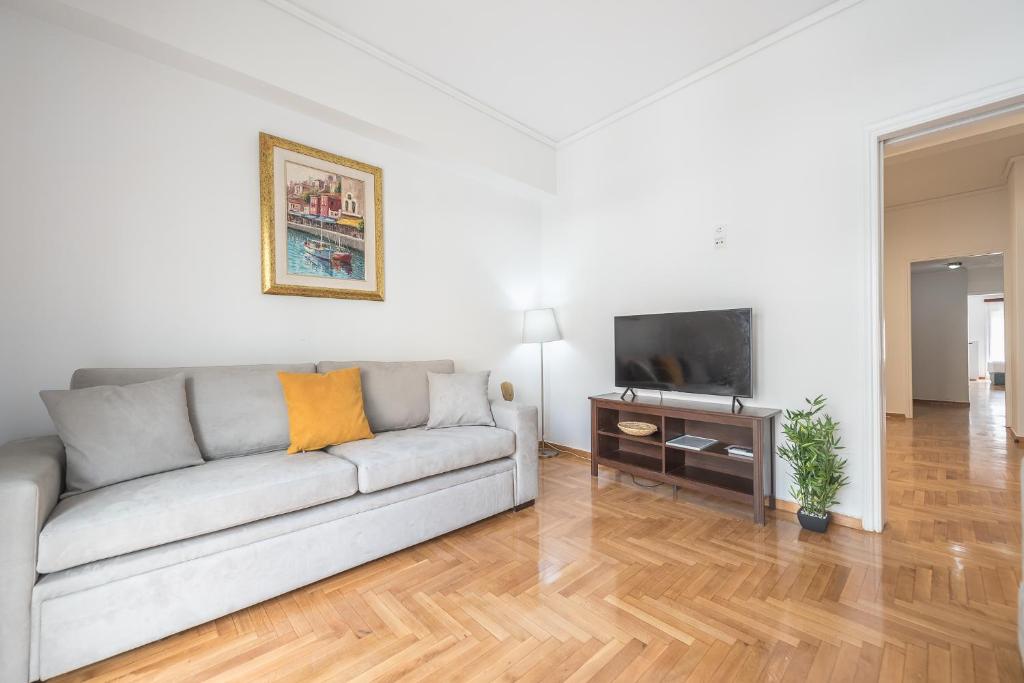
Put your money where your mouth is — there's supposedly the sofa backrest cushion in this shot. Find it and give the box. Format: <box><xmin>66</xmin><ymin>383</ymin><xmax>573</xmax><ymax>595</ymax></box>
<box><xmin>316</xmin><ymin>360</ymin><xmax>454</xmax><ymax>432</ymax></box>
<box><xmin>70</xmin><ymin>364</ymin><xmax>315</xmax><ymax>460</ymax></box>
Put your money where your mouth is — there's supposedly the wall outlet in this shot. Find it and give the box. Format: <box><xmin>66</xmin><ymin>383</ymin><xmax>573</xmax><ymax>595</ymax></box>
<box><xmin>713</xmin><ymin>225</ymin><xmax>727</xmax><ymax>249</ymax></box>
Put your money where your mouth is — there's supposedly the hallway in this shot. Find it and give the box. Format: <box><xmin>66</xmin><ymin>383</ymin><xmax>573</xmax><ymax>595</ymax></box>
<box><xmin>887</xmin><ymin>382</ymin><xmax>1019</xmax><ymax>542</ymax></box>
<box><xmin>885</xmin><ymin>381</ymin><xmax>1021</xmax><ymax>674</ymax></box>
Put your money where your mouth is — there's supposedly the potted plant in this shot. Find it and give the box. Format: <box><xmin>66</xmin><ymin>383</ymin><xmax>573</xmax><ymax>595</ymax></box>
<box><xmin>778</xmin><ymin>395</ymin><xmax>848</xmax><ymax>532</ymax></box>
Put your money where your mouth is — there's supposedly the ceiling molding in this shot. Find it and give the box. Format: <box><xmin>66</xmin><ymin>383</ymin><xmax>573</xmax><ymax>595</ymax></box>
<box><xmin>264</xmin><ymin>0</ymin><xmax>865</xmax><ymax>149</ymax></box>
<box><xmin>262</xmin><ymin>0</ymin><xmax>558</xmax><ymax>148</ymax></box>
<box><xmin>556</xmin><ymin>0</ymin><xmax>866</xmax><ymax>148</ymax></box>
<box><xmin>885</xmin><ymin>183</ymin><xmax>1006</xmax><ymax>212</ymax></box>
<box><xmin>1003</xmin><ymin>154</ymin><xmax>1024</xmax><ymax>180</ymax></box>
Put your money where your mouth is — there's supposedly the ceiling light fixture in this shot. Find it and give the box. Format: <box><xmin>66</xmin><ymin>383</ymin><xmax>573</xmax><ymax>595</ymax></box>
<box><xmin>946</xmin><ymin>261</ymin><xmax>963</xmax><ymax>270</ymax></box>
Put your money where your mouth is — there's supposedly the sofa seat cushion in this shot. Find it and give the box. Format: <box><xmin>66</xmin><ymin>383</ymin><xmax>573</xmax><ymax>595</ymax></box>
<box><xmin>328</xmin><ymin>426</ymin><xmax>515</xmax><ymax>493</ymax></box>
<box><xmin>34</xmin><ymin>459</ymin><xmax>514</xmax><ymax>599</ymax></box>
<box><xmin>37</xmin><ymin>450</ymin><xmax>357</xmax><ymax>573</ymax></box>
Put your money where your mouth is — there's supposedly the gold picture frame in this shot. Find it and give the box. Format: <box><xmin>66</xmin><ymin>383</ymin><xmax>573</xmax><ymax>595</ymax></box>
<box><xmin>259</xmin><ymin>132</ymin><xmax>384</xmax><ymax>300</ymax></box>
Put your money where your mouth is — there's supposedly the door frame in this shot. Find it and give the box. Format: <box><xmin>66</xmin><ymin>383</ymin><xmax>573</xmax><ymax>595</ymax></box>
<box><xmin>863</xmin><ymin>78</ymin><xmax>1024</xmax><ymax>533</ymax></box>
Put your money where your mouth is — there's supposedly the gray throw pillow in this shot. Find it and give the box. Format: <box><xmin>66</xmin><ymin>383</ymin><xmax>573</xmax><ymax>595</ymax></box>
<box><xmin>40</xmin><ymin>374</ymin><xmax>204</xmax><ymax>496</ymax></box>
<box><xmin>426</xmin><ymin>371</ymin><xmax>495</xmax><ymax>429</ymax></box>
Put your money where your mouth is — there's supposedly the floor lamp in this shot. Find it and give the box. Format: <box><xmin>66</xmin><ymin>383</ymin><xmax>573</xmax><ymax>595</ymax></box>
<box><xmin>523</xmin><ymin>308</ymin><xmax>562</xmax><ymax>458</ymax></box>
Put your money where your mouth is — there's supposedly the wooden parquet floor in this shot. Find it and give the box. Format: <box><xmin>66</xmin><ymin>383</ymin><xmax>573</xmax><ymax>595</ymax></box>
<box><xmin>54</xmin><ymin>383</ymin><xmax>1022</xmax><ymax>682</ymax></box>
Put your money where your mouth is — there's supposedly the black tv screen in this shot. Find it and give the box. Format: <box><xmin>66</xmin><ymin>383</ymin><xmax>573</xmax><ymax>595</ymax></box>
<box><xmin>615</xmin><ymin>309</ymin><xmax>752</xmax><ymax>397</ymax></box>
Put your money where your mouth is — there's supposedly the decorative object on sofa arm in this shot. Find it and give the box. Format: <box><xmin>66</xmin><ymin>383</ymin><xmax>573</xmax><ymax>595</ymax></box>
<box><xmin>278</xmin><ymin>368</ymin><xmax>374</xmax><ymax>452</ymax></box>
<box><xmin>425</xmin><ymin>370</ymin><xmax>496</xmax><ymax>428</ymax></box>
<box><xmin>617</xmin><ymin>421</ymin><xmax>657</xmax><ymax>437</ymax></box>
<box><xmin>778</xmin><ymin>394</ymin><xmax>848</xmax><ymax>532</ymax></box>
<box><xmin>523</xmin><ymin>307</ymin><xmax>562</xmax><ymax>458</ymax></box>
<box><xmin>500</xmin><ymin>381</ymin><xmax>515</xmax><ymax>401</ymax></box>
<box><xmin>39</xmin><ymin>374</ymin><xmax>204</xmax><ymax>495</ymax></box>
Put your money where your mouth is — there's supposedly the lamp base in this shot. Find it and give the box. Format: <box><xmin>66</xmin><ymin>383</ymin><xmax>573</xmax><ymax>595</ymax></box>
<box><xmin>539</xmin><ymin>444</ymin><xmax>559</xmax><ymax>458</ymax></box>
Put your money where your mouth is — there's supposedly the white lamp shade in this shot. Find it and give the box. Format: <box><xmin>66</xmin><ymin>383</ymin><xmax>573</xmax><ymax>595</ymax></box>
<box><xmin>523</xmin><ymin>308</ymin><xmax>562</xmax><ymax>343</ymax></box>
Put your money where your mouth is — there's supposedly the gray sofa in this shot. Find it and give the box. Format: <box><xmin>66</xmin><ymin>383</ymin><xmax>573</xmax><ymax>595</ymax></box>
<box><xmin>0</xmin><ymin>361</ymin><xmax>538</xmax><ymax>683</ymax></box>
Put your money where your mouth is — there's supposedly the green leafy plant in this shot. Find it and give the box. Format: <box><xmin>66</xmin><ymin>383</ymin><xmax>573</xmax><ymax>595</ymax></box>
<box><xmin>778</xmin><ymin>395</ymin><xmax>848</xmax><ymax>519</ymax></box>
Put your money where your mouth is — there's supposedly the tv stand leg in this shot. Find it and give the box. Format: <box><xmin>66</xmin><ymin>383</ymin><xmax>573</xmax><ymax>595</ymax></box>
<box><xmin>731</xmin><ymin>396</ymin><xmax>744</xmax><ymax>413</ymax></box>
<box><xmin>620</xmin><ymin>387</ymin><xmax>637</xmax><ymax>401</ymax></box>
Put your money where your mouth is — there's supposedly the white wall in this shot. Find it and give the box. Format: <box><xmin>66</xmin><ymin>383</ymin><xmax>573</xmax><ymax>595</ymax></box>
<box><xmin>884</xmin><ymin>190</ymin><xmax>1010</xmax><ymax>417</ymax></box>
<box><xmin>0</xmin><ymin>9</ymin><xmax>547</xmax><ymax>443</ymax></box>
<box><xmin>1009</xmin><ymin>159</ymin><xmax>1024</xmax><ymax>437</ymax></box>
<box><xmin>967</xmin><ymin>266</ymin><xmax>1003</xmax><ymax>381</ymax></box>
<box><xmin>541</xmin><ymin>0</ymin><xmax>1024</xmax><ymax>522</ymax></box>
<box><xmin>7</xmin><ymin>0</ymin><xmax>556</xmax><ymax>193</ymax></box>
<box><xmin>969</xmin><ymin>265</ymin><xmax>1005</xmax><ymax>295</ymax></box>
<box><xmin>967</xmin><ymin>294</ymin><xmax>992</xmax><ymax>380</ymax></box>
<box><xmin>911</xmin><ymin>269</ymin><xmax>968</xmax><ymax>402</ymax></box>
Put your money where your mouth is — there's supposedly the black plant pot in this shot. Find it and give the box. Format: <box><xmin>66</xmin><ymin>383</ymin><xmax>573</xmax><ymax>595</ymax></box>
<box><xmin>797</xmin><ymin>507</ymin><xmax>831</xmax><ymax>533</ymax></box>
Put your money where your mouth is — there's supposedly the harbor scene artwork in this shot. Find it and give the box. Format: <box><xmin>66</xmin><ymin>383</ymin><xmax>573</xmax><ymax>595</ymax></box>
<box><xmin>260</xmin><ymin>133</ymin><xmax>384</xmax><ymax>301</ymax></box>
<box><xmin>285</xmin><ymin>162</ymin><xmax>366</xmax><ymax>280</ymax></box>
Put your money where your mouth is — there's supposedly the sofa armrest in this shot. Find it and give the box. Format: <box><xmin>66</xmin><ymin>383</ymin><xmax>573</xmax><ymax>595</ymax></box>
<box><xmin>491</xmin><ymin>400</ymin><xmax>538</xmax><ymax>506</ymax></box>
<box><xmin>0</xmin><ymin>436</ymin><xmax>64</xmax><ymax>683</ymax></box>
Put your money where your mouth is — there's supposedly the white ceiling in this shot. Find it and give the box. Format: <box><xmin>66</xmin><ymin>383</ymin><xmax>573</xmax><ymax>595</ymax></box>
<box><xmin>911</xmin><ymin>253</ymin><xmax>1003</xmax><ymax>273</ymax></box>
<box><xmin>884</xmin><ymin>112</ymin><xmax>1024</xmax><ymax>207</ymax></box>
<box><xmin>285</xmin><ymin>0</ymin><xmax>839</xmax><ymax>142</ymax></box>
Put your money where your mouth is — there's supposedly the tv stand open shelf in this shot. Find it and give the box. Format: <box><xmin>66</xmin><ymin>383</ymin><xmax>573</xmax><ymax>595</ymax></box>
<box><xmin>590</xmin><ymin>393</ymin><xmax>780</xmax><ymax>524</ymax></box>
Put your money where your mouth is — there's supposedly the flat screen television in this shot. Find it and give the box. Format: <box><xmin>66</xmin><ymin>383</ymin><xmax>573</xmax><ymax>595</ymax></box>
<box><xmin>614</xmin><ymin>308</ymin><xmax>752</xmax><ymax>398</ymax></box>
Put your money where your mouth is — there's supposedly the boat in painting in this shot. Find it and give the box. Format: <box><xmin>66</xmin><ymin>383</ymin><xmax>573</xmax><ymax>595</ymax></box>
<box><xmin>303</xmin><ymin>223</ymin><xmax>352</xmax><ymax>266</ymax></box>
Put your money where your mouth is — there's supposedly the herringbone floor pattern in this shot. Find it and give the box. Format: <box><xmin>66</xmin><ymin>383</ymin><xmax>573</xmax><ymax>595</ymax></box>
<box><xmin>54</xmin><ymin>384</ymin><xmax>1021</xmax><ymax>681</ymax></box>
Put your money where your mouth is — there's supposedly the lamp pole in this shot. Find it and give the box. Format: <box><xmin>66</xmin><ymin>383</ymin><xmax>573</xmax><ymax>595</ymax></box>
<box><xmin>539</xmin><ymin>341</ymin><xmax>556</xmax><ymax>457</ymax></box>
<box><xmin>522</xmin><ymin>307</ymin><xmax>561</xmax><ymax>458</ymax></box>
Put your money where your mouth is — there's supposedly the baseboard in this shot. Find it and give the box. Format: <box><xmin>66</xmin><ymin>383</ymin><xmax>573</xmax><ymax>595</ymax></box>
<box><xmin>1018</xmin><ymin>583</ymin><xmax>1024</xmax><ymax>663</ymax></box>
<box><xmin>1009</xmin><ymin>426</ymin><xmax>1022</xmax><ymax>443</ymax></box>
<box><xmin>773</xmin><ymin>499</ymin><xmax>863</xmax><ymax>531</ymax></box>
<box><xmin>913</xmin><ymin>399</ymin><xmax>969</xmax><ymax>407</ymax></box>
<box><xmin>545</xmin><ymin>441</ymin><xmax>591</xmax><ymax>460</ymax></box>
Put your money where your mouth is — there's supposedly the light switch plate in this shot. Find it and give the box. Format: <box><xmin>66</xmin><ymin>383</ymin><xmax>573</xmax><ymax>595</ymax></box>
<box><xmin>714</xmin><ymin>225</ymin><xmax>727</xmax><ymax>249</ymax></box>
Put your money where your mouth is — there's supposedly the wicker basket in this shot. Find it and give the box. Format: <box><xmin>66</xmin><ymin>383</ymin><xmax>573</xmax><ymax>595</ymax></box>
<box><xmin>617</xmin><ymin>421</ymin><xmax>658</xmax><ymax>437</ymax></box>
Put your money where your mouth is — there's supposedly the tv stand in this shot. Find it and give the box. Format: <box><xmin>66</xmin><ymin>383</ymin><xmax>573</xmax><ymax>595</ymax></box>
<box><xmin>731</xmin><ymin>396</ymin><xmax>744</xmax><ymax>413</ymax></box>
<box><xmin>619</xmin><ymin>386</ymin><xmax>637</xmax><ymax>401</ymax></box>
<box><xmin>590</xmin><ymin>393</ymin><xmax>779</xmax><ymax>524</ymax></box>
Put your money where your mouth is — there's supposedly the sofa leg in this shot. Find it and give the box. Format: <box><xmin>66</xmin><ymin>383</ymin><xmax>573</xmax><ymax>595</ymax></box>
<box><xmin>513</xmin><ymin>500</ymin><xmax>535</xmax><ymax>512</ymax></box>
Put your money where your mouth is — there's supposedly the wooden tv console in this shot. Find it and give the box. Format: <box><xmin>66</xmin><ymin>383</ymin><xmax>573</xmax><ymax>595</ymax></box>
<box><xmin>589</xmin><ymin>393</ymin><xmax>780</xmax><ymax>524</ymax></box>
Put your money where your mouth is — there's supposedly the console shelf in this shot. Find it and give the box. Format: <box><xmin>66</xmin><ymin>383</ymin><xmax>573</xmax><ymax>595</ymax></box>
<box><xmin>589</xmin><ymin>393</ymin><xmax>780</xmax><ymax>524</ymax></box>
<box><xmin>601</xmin><ymin>448</ymin><xmax>662</xmax><ymax>475</ymax></box>
<box><xmin>666</xmin><ymin>440</ymin><xmax>757</xmax><ymax>464</ymax></box>
<box><xmin>596</xmin><ymin>429</ymin><xmax>662</xmax><ymax>447</ymax></box>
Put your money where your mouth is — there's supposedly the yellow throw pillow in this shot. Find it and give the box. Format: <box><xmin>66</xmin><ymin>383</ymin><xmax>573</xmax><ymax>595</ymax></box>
<box><xmin>278</xmin><ymin>368</ymin><xmax>374</xmax><ymax>454</ymax></box>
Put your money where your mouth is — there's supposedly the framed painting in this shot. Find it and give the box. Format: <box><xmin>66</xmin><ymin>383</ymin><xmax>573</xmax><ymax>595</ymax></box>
<box><xmin>260</xmin><ymin>132</ymin><xmax>384</xmax><ymax>300</ymax></box>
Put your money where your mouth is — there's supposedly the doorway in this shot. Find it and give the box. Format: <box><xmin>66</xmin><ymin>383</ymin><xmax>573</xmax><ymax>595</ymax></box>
<box><xmin>907</xmin><ymin>253</ymin><xmax>1005</xmax><ymax>408</ymax></box>
<box><xmin>876</xmin><ymin>103</ymin><xmax>1024</xmax><ymax>665</ymax></box>
<box><xmin>866</xmin><ymin>87</ymin><xmax>1024</xmax><ymax>533</ymax></box>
